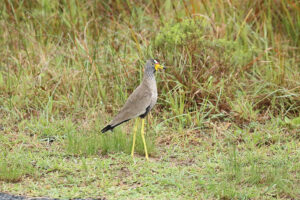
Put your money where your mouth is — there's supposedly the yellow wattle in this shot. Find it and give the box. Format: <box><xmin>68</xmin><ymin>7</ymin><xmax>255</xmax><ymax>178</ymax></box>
<box><xmin>155</xmin><ymin>64</ymin><xmax>162</xmax><ymax>71</ymax></box>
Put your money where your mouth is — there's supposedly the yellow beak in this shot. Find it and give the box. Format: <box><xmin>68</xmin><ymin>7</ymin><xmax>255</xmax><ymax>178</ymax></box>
<box><xmin>155</xmin><ymin>63</ymin><xmax>164</xmax><ymax>71</ymax></box>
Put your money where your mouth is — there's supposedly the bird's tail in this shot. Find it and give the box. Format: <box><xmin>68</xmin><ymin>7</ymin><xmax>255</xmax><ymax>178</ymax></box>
<box><xmin>101</xmin><ymin>119</ymin><xmax>131</xmax><ymax>133</ymax></box>
<box><xmin>101</xmin><ymin>125</ymin><xmax>113</xmax><ymax>133</ymax></box>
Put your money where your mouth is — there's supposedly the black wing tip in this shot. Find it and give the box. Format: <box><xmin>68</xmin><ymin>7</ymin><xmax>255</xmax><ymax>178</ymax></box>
<box><xmin>101</xmin><ymin>119</ymin><xmax>131</xmax><ymax>133</ymax></box>
<box><xmin>101</xmin><ymin>125</ymin><xmax>113</xmax><ymax>133</ymax></box>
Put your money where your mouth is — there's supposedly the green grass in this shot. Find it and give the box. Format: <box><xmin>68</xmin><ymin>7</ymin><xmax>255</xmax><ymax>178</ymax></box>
<box><xmin>0</xmin><ymin>0</ymin><xmax>299</xmax><ymax>199</ymax></box>
<box><xmin>0</xmin><ymin>150</ymin><xmax>35</xmax><ymax>183</ymax></box>
<box><xmin>65</xmin><ymin>123</ymin><xmax>155</xmax><ymax>157</ymax></box>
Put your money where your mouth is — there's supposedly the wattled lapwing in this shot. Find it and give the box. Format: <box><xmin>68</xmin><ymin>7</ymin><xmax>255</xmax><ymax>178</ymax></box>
<box><xmin>101</xmin><ymin>59</ymin><xmax>164</xmax><ymax>160</ymax></box>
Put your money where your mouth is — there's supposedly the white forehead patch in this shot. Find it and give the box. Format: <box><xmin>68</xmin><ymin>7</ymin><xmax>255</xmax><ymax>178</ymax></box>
<box><xmin>154</xmin><ymin>59</ymin><xmax>159</xmax><ymax>64</ymax></box>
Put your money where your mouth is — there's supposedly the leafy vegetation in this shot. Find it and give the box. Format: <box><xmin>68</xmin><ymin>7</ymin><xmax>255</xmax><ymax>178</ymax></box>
<box><xmin>0</xmin><ymin>0</ymin><xmax>299</xmax><ymax>199</ymax></box>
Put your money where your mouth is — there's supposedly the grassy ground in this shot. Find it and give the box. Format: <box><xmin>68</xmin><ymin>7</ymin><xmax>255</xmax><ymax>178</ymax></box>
<box><xmin>0</xmin><ymin>0</ymin><xmax>299</xmax><ymax>199</ymax></box>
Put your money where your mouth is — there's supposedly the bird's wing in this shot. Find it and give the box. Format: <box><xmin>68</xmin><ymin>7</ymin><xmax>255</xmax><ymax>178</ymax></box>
<box><xmin>109</xmin><ymin>84</ymin><xmax>152</xmax><ymax>127</ymax></box>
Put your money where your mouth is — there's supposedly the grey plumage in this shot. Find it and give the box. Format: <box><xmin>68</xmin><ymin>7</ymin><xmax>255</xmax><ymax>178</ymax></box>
<box><xmin>101</xmin><ymin>59</ymin><xmax>161</xmax><ymax>133</ymax></box>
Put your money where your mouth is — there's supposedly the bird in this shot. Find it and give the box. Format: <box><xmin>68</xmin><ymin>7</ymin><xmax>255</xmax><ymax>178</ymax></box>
<box><xmin>101</xmin><ymin>59</ymin><xmax>164</xmax><ymax>160</ymax></box>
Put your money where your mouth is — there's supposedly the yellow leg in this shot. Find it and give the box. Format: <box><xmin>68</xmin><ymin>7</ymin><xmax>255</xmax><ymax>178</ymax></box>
<box><xmin>131</xmin><ymin>118</ymin><xmax>139</xmax><ymax>157</ymax></box>
<box><xmin>141</xmin><ymin>118</ymin><xmax>149</xmax><ymax>160</ymax></box>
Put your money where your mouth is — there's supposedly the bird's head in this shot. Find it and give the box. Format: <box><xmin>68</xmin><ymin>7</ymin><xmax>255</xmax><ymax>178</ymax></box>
<box><xmin>145</xmin><ymin>59</ymin><xmax>164</xmax><ymax>74</ymax></box>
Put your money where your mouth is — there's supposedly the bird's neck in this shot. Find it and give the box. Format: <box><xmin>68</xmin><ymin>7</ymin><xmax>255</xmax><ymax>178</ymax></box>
<box><xmin>142</xmin><ymin>71</ymin><xmax>157</xmax><ymax>92</ymax></box>
<box><xmin>143</xmin><ymin>70</ymin><xmax>155</xmax><ymax>81</ymax></box>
